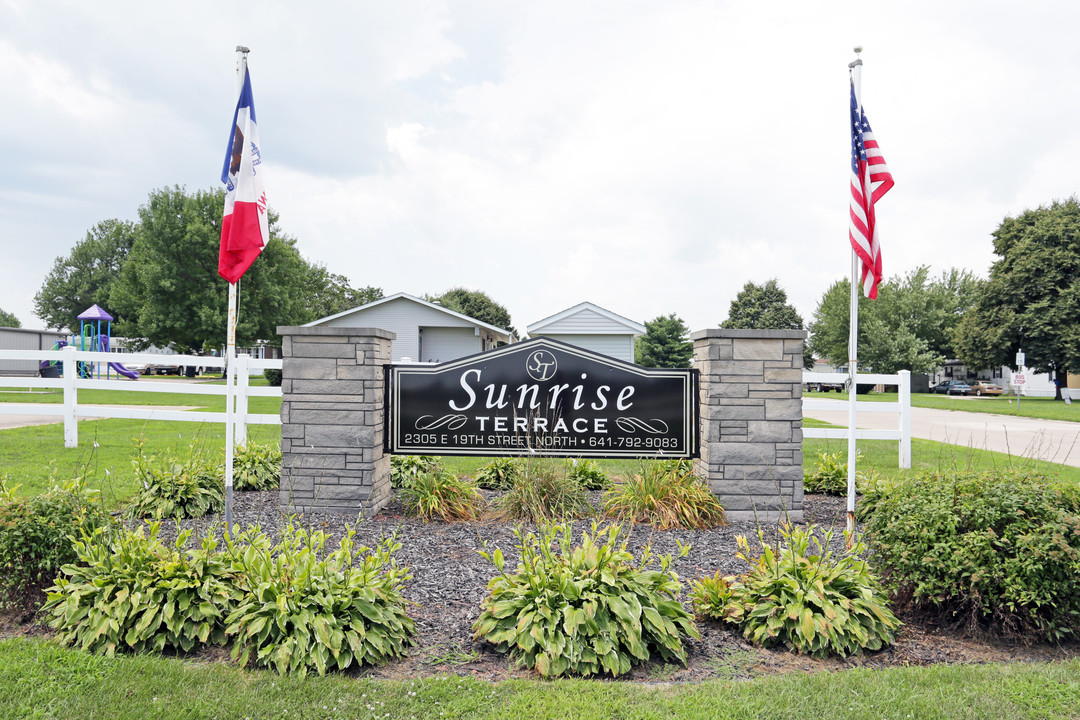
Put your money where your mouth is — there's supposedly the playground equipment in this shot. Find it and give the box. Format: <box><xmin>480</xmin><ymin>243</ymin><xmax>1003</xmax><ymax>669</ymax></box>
<box><xmin>38</xmin><ymin>305</ymin><xmax>139</xmax><ymax>379</ymax></box>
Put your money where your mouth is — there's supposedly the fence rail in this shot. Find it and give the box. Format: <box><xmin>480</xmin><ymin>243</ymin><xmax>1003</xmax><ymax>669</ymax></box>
<box><xmin>0</xmin><ymin>347</ymin><xmax>282</xmax><ymax>448</ymax></box>
<box><xmin>802</xmin><ymin>369</ymin><xmax>911</xmax><ymax>468</ymax></box>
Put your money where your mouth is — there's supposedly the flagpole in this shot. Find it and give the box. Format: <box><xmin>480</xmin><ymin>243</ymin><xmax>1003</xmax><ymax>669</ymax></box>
<box><xmin>846</xmin><ymin>47</ymin><xmax>863</xmax><ymax>542</ymax></box>
<box><xmin>224</xmin><ymin>46</ymin><xmax>249</xmax><ymax>532</ymax></box>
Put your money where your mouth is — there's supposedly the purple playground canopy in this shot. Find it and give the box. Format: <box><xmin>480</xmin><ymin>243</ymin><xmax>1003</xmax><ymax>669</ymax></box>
<box><xmin>77</xmin><ymin>304</ymin><xmax>114</xmax><ymax>322</ymax></box>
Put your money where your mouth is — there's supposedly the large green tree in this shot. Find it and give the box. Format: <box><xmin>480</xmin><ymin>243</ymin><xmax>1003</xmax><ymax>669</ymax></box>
<box><xmin>635</xmin><ymin>314</ymin><xmax>692</xmax><ymax>368</ymax></box>
<box><xmin>109</xmin><ymin>186</ymin><xmax>313</xmax><ymax>351</ymax></box>
<box><xmin>431</xmin><ymin>287</ymin><xmax>516</xmax><ymax>336</ymax></box>
<box><xmin>0</xmin><ymin>308</ymin><xmax>20</xmax><ymax>327</ymax></box>
<box><xmin>809</xmin><ymin>266</ymin><xmax>981</xmax><ymax>374</ymax></box>
<box><xmin>721</xmin><ymin>279</ymin><xmax>813</xmax><ymax>368</ymax></box>
<box><xmin>33</xmin><ymin>219</ymin><xmax>137</xmax><ymax>331</ymax></box>
<box><xmin>953</xmin><ymin>198</ymin><xmax>1080</xmax><ymax>388</ymax></box>
<box><xmin>304</xmin><ymin>266</ymin><xmax>382</xmax><ymax>319</ymax></box>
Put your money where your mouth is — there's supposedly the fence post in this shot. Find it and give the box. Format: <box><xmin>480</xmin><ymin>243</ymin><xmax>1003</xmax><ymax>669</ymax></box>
<box><xmin>63</xmin><ymin>344</ymin><xmax>77</xmax><ymax>448</ymax></box>
<box><xmin>235</xmin><ymin>353</ymin><xmax>250</xmax><ymax>446</ymax></box>
<box><xmin>898</xmin><ymin>369</ymin><xmax>911</xmax><ymax>468</ymax></box>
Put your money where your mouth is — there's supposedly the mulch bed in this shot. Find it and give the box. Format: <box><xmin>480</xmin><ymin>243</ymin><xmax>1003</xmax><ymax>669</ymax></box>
<box><xmin>4</xmin><ymin>489</ymin><xmax>1078</xmax><ymax>682</ymax></box>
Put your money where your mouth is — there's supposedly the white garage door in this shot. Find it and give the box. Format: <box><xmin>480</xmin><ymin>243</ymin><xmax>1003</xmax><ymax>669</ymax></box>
<box><xmin>420</xmin><ymin>327</ymin><xmax>479</xmax><ymax>363</ymax></box>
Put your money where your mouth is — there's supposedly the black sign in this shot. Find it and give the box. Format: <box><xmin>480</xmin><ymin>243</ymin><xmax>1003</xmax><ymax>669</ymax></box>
<box><xmin>387</xmin><ymin>338</ymin><xmax>698</xmax><ymax>458</ymax></box>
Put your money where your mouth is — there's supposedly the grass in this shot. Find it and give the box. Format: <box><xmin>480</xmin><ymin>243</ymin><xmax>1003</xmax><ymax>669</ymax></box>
<box><xmin>1</xmin><ymin>639</ymin><xmax>1077</xmax><ymax>719</ymax></box>
<box><xmin>806</xmin><ymin>389</ymin><xmax>1080</xmax><ymax>422</ymax></box>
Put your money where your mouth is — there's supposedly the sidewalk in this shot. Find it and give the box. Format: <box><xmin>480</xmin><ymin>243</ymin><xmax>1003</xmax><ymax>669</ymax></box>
<box><xmin>804</xmin><ymin>400</ymin><xmax>1080</xmax><ymax>468</ymax></box>
<box><xmin>0</xmin><ymin>404</ymin><xmax>201</xmax><ymax>430</ymax></box>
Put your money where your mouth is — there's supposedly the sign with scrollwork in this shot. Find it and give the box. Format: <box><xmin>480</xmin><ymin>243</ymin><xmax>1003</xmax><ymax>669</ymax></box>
<box><xmin>386</xmin><ymin>338</ymin><xmax>698</xmax><ymax>458</ymax></box>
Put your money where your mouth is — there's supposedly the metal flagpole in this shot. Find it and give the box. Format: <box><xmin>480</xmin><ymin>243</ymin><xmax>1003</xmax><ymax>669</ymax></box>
<box><xmin>846</xmin><ymin>47</ymin><xmax>863</xmax><ymax>543</ymax></box>
<box><xmin>224</xmin><ymin>46</ymin><xmax>249</xmax><ymax>532</ymax></box>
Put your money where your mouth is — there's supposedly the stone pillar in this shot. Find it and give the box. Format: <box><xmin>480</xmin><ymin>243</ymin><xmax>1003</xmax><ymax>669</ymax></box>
<box><xmin>276</xmin><ymin>326</ymin><xmax>395</xmax><ymax>517</ymax></box>
<box><xmin>691</xmin><ymin>329</ymin><xmax>806</xmax><ymax>522</ymax></box>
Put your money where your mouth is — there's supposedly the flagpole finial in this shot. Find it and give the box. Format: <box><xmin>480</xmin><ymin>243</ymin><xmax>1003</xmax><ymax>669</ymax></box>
<box><xmin>235</xmin><ymin>45</ymin><xmax>250</xmax><ymax>54</ymax></box>
<box><xmin>849</xmin><ymin>46</ymin><xmax>863</xmax><ymax>69</ymax></box>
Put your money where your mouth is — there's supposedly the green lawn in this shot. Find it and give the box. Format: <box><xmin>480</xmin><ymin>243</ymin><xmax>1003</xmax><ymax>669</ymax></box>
<box><xmin>1</xmin><ymin>639</ymin><xmax>1077</xmax><ymax>720</ymax></box>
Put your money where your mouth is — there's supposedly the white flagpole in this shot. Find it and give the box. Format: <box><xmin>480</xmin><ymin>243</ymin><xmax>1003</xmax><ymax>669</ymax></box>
<box><xmin>224</xmin><ymin>46</ymin><xmax>249</xmax><ymax>532</ymax></box>
<box><xmin>846</xmin><ymin>47</ymin><xmax>864</xmax><ymax>542</ymax></box>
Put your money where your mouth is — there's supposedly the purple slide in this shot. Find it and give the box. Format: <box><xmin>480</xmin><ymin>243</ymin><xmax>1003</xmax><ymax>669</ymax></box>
<box><xmin>108</xmin><ymin>362</ymin><xmax>140</xmax><ymax>380</ymax></box>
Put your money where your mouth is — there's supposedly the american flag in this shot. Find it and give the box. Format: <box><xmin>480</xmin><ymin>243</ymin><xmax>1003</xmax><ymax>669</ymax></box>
<box><xmin>849</xmin><ymin>79</ymin><xmax>894</xmax><ymax>299</ymax></box>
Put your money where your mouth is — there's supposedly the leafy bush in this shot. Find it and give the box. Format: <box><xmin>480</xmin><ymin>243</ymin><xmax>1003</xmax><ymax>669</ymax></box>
<box><xmin>124</xmin><ymin>443</ymin><xmax>224</xmax><ymax>520</ymax></box>
<box><xmin>473</xmin><ymin>523</ymin><xmax>699</xmax><ymax>677</ymax></box>
<box><xmin>43</xmin><ymin>523</ymin><xmax>239</xmax><ymax>655</ymax></box>
<box><xmin>803</xmin><ymin>450</ymin><xmax>867</xmax><ymax>496</ymax></box>
<box><xmin>854</xmin><ymin>473</ymin><xmax>895</xmax><ymax>522</ymax></box>
<box><xmin>493</xmin><ymin>460</ymin><xmax>592</xmax><ymax>522</ymax></box>
<box><xmin>566</xmin><ymin>459</ymin><xmax>609</xmax><ymax>490</ymax></box>
<box><xmin>865</xmin><ymin>470</ymin><xmax>1080</xmax><ymax>641</ymax></box>
<box><xmin>390</xmin><ymin>455</ymin><xmax>441</xmax><ymax>490</ymax></box>
<box><xmin>227</xmin><ymin>442</ymin><xmax>282</xmax><ymax>491</ymax></box>
<box><xmin>0</xmin><ymin>477</ymin><xmax>115</xmax><ymax>608</ymax></box>
<box><xmin>693</xmin><ymin>525</ymin><xmax>898</xmax><ymax>658</ymax></box>
<box><xmin>263</xmin><ymin>368</ymin><xmax>282</xmax><ymax>386</ymax></box>
<box><xmin>226</xmin><ymin>522</ymin><xmax>415</xmax><ymax>676</ymax></box>
<box><xmin>473</xmin><ymin>457</ymin><xmax>523</xmax><ymax>490</ymax></box>
<box><xmin>604</xmin><ymin>464</ymin><xmax>724</xmax><ymax>529</ymax></box>
<box><xmin>399</xmin><ymin>470</ymin><xmax>486</xmax><ymax>521</ymax></box>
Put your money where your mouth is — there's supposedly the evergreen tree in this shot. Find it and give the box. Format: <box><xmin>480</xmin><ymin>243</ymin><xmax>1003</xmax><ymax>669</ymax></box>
<box><xmin>635</xmin><ymin>314</ymin><xmax>692</xmax><ymax>368</ymax></box>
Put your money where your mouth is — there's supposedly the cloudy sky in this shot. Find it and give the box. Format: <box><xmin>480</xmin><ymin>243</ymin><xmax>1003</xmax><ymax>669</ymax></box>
<box><xmin>2</xmin><ymin>1</ymin><xmax>1078</xmax><ymax>336</ymax></box>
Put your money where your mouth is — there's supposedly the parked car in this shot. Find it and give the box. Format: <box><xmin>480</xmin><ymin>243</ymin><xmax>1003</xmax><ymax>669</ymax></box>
<box><xmin>969</xmin><ymin>380</ymin><xmax>1004</xmax><ymax>397</ymax></box>
<box><xmin>143</xmin><ymin>361</ymin><xmax>180</xmax><ymax>375</ymax></box>
<box><xmin>932</xmin><ymin>380</ymin><xmax>971</xmax><ymax>395</ymax></box>
<box><xmin>806</xmin><ymin>381</ymin><xmax>844</xmax><ymax>393</ymax></box>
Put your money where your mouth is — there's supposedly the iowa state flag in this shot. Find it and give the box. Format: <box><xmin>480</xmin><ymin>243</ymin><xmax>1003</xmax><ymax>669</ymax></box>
<box><xmin>218</xmin><ymin>67</ymin><xmax>268</xmax><ymax>284</ymax></box>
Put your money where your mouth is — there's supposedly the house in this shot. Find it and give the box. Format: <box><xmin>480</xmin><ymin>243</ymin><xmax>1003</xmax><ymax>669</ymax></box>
<box><xmin>303</xmin><ymin>292</ymin><xmax>513</xmax><ymax>363</ymax></box>
<box><xmin>526</xmin><ymin>302</ymin><xmax>645</xmax><ymax>364</ymax></box>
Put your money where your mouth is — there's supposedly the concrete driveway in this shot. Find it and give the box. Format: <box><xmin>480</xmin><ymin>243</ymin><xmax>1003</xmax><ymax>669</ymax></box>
<box><xmin>804</xmin><ymin>399</ymin><xmax>1080</xmax><ymax>468</ymax></box>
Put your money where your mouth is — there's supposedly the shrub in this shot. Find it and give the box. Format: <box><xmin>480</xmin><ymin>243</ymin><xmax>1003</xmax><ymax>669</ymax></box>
<box><xmin>390</xmin><ymin>455</ymin><xmax>441</xmax><ymax>490</ymax></box>
<box><xmin>494</xmin><ymin>460</ymin><xmax>592</xmax><ymax>522</ymax></box>
<box><xmin>473</xmin><ymin>457</ymin><xmax>523</xmax><ymax>490</ymax></box>
<box><xmin>803</xmin><ymin>450</ymin><xmax>867</xmax><ymax>496</ymax></box>
<box><xmin>0</xmin><ymin>477</ymin><xmax>115</xmax><ymax>608</ymax></box>
<box><xmin>399</xmin><ymin>470</ymin><xmax>486</xmax><ymax>521</ymax></box>
<box><xmin>865</xmin><ymin>470</ymin><xmax>1080</xmax><ymax>641</ymax></box>
<box><xmin>604</xmin><ymin>464</ymin><xmax>724</xmax><ymax>529</ymax></box>
<box><xmin>566</xmin><ymin>458</ymin><xmax>609</xmax><ymax>490</ymax></box>
<box><xmin>124</xmin><ymin>443</ymin><xmax>224</xmax><ymax>520</ymax></box>
<box><xmin>43</xmin><ymin>523</ymin><xmax>239</xmax><ymax>655</ymax></box>
<box><xmin>227</xmin><ymin>442</ymin><xmax>282</xmax><ymax>491</ymax></box>
<box><xmin>263</xmin><ymin>368</ymin><xmax>282</xmax><ymax>386</ymax></box>
<box><xmin>473</xmin><ymin>523</ymin><xmax>699</xmax><ymax>677</ymax></box>
<box><xmin>226</xmin><ymin>521</ymin><xmax>415</xmax><ymax>676</ymax></box>
<box><xmin>693</xmin><ymin>525</ymin><xmax>899</xmax><ymax>658</ymax></box>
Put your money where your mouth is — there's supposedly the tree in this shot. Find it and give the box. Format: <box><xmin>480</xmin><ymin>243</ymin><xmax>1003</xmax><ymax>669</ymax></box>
<box><xmin>808</xmin><ymin>266</ymin><xmax>982</xmax><ymax>375</ymax></box>
<box><xmin>109</xmin><ymin>186</ymin><xmax>317</xmax><ymax>352</ymax></box>
<box><xmin>635</xmin><ymin>314</ymin><xmax>692</xmax><ymax>368</ymax></box>
<box><xmin>303</xmin><ymin>266</ymin><xmax>382</xmax><ymax>320</ymax></box>
<box><xmin>0</xmin><ymin>308</ymin><xmax>20</xmax><ymax>327</ymax></box>
<box><xmin>431</xmin><ymin>287</ymin><xmax>516</xmax><ymax>337</ymax></box>
<box><xmin>953</xmin><ymin>198</ymin><xmax>1080</xmax><ymax>393</ymax></box>
<box><xmin>721</xmin><ymin>279</ymin><xmax>813</xmax><ymax>368</ymax></box>
<box><xmin>33</xmin><ymin>219</ymin><xmax>137</xmax><ymax>331</ymax></box>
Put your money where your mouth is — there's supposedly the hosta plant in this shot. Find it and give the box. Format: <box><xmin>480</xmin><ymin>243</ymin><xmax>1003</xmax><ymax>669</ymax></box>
<box><xmin>399</xmin><ymin>470</ymin><xmax>486</xmax><ymax>521</ymax></box>
<box><xmin>803</xmin><ymin>450</ymin><xmax>866</xmax><ymax>496</ymax></box>
<box><xmin>43</xmin><ymin>523</ymin><xmax>239</xmax><ymax>655</ymax></box>
<box><xmin>0</xmin><ymin>476</ymin><xmax>115</xmax><ymax>608</ymax></box>
<box><xmin>390</xmin><ymin>455</ymin><xmax>441</xmax><ymax>489</ymax></box>
<box><xmin>228</xmin><ymin>442</ymin><xmax>282</xmax><ymax>491</ymax></box>
<box><xmin>566</xmin><ymin>458</ymin><xmax>609</xmax><ymax>490</ymax></box>
<box><xmin>473</xmin><ymin>457</ymin><xmax>524</xmax><ymax>490</ymax></box>
<box><xmin>693</xmin><ymin>525</ymin><xmax>899</xmax><ymax>658</ymax></box>
<box><xmin>473</xmin><ymin>523</ymin><xmax>699</xmax><ymax>677</ymax></box>
<box><xmin>225</xmin><ymin>521</ymin><xmax>415</xmax><ymax>676</ymax></box>
<box><xmin>604</xmin><ymin>464</ymin><xmax>724</xmax><ymax>529</ymax></box>
<box><xmin>124</xmin><ymin>442</ymin><xmax>224</xmax><ymax>520</ymax></box>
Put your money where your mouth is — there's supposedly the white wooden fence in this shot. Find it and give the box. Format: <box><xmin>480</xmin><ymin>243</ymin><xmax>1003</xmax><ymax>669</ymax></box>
<box><xmin>0</xmin><ymin>346</ymin><xmax>282</xmax><ymax>448</ymax></box>
<box><xmin>802</xmin><ymin>369</ymin><xmax>912</xmax><ymax>468</ymax></box>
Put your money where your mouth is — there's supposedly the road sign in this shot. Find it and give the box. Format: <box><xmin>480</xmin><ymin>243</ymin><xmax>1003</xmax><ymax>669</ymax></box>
<box><xmin>1012</xmin><ymin>372</ymin><xmax>1026</xmax><ymax>386</ymax></box>
<box><xmin>1016</xmin><ymin>350</ymin><xmax>1025</xmax><ymax>367</ymax></box>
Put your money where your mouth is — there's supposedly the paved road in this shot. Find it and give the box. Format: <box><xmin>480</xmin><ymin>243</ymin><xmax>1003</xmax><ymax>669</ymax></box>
<box><xmin>804</xmin><ymin>399</ymin><xmax>1080</xmax><ymax>468</ymax></box>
